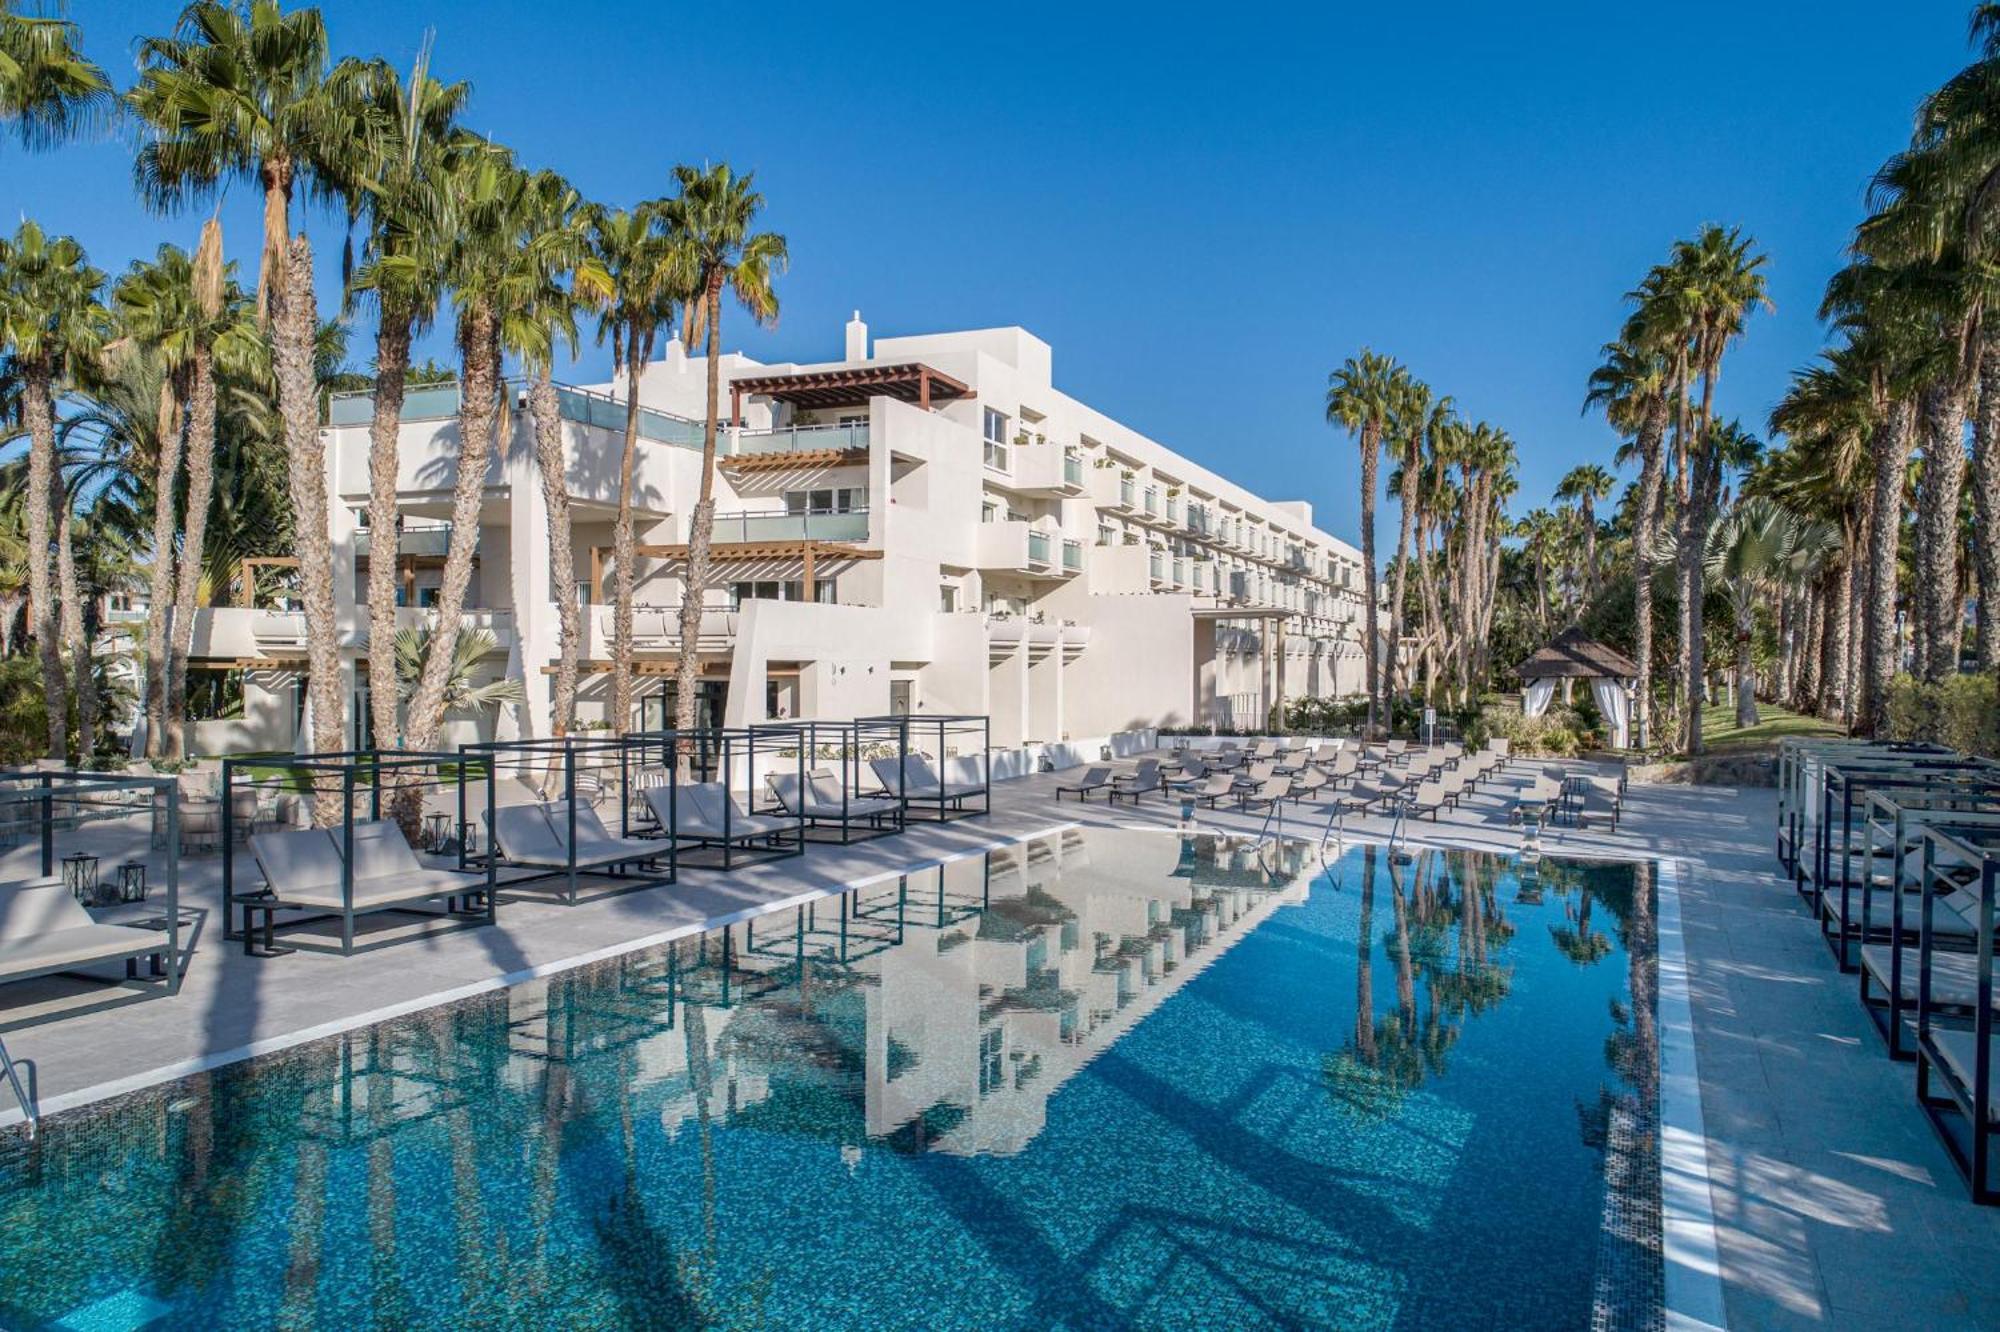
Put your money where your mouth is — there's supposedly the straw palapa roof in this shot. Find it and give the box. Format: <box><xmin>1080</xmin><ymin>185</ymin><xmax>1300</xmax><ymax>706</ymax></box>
<box><xmin>1516</xmin><ymin>626</ymin><xmax>1638</xmax><ymax>681</ymax></box>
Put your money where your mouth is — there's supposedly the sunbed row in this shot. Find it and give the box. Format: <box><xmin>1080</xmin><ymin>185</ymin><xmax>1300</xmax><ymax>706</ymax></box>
<box><xmin>1776</xmin><ymin>735</ymin><xmax>2000</xmax><ymax>1203</ymax></box>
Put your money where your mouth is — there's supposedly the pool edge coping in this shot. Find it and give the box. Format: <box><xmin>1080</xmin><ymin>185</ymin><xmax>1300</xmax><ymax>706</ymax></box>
<box><xmin>0</xmin><ymin>819</ymin><xmax>1084</xmax><ymax>1132</ymax></box>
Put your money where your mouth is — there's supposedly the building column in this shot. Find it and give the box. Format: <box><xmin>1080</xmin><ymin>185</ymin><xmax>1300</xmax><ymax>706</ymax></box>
<box><xmin>504</xmin><ymin>408</ymin><xmax>554</xmax><ymax>739</ymax></box>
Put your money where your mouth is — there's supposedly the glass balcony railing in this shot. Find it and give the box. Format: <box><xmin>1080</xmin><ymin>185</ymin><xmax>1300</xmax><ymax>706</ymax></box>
<box><xmin>353</xmin><ymin>524</ymin><xmax>454</xmax><ymax>559</ymax></box>
<box><xmin>1119</xmin><ymin>479</ymin><xmax>1135</xmax><ymax>507</ymax></box>
<box><xmin>710</xmin><ymin>509</ymin><xmax>870</xmax><ymax>543</ymax></box>
<box><xmin>324</xmin><ymin>382</ymin><xmax>710</xmax><ymax>450</ymax></box>
<box><xmin>1143</xmin><ymin>491</ymin><xmax>1159</xmax><ymax>517</ymax></box>
<box><xmin>1172</xmin><ymin>558</ymin><xmax>1186</xmax><ymax>586</ymax></box>
<box><xmin>733</xmin><ymin>422</ymin><xmax>870</xmax><ymax>457</ymax></box>
<box><xmin>1027</xmin><ymin>531</ymin><xmax>1052</xmax><ymax>565</ymax></box>
<box><xmin>1063</xmin><ymin>454</ymin><xmax>1084</xmax><ymax>486</ymax></box>
<box><xmin>1062</xmin><ymin>540</ymin><xmax>1082</xmax><ymax>572</ymax></box>
<box><xmin>1149</xmin><ymin>552</ymin><xmax>1165</xmax><ymax>580</ymax></box>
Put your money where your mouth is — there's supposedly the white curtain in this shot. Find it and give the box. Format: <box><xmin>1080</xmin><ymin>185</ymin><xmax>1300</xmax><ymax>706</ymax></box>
<box><xmin>1523</xmin><ymin>679</ymin><xmax>1555</xmax><ymax>718</ymax></box>
<box><xmin>1592</xmin><ymin>678</ymin><xmax>1631</xmax><ymax>750</ymax></box>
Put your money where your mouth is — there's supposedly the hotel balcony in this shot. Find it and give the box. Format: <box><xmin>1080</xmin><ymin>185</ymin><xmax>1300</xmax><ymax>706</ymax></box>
<box><xmin>588</xmin><ymin>605</ymin><xmax>739</xmax><ymax>657</ymax></box>
<box><xmin>1011</xmin><ymin>442</ymin><xmax>1086</xmax><ymax>497</ymax></box>
<box><xmin>1088</xmin><ymin>469</ymin><xmax>1136</xmax><ymax>513</ymax></box>
<box><xmin>723</xmin><ymin>422</ymin><xmax>870</xmax><ymax>475</ymax></box>
<box><xmin>986</xmin><ymin>614</ymin><xmax>1091</xmax><ymax>660</ymax></box>
<box><xmin>976</xmin><ymin>523</ymin><xmax>1079</xmax><ymax>578</ymax></box>
<box><xmin>708</xmin><ymin>508</ymin><xmax>871</xmax><ymax>544</ymax></box>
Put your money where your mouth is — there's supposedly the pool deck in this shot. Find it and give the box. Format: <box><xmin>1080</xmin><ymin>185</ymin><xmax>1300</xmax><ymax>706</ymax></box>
<box><xmin>4</xmin><ymin>754</ymin><xmax>1997</xmax><ymax>1329</ymax></box>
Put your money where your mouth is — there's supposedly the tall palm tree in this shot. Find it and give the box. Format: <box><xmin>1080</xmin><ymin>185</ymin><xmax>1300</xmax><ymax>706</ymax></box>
<box><xmin>0</xmin><ymin>1</ymin><xmax>109</xmax><ymax>150</ymax></box>
<box><xmin>1585</xmin><ymin>334</ymin><xmax>1671</xmax><ymax>746</ymax></box>
<box><xmin>1388</xmin><ymin>380</ymin><xmax>1450</xmax><ymax>699</ymax></box>
<box><xmin>1326</xmin><ymin>350</ymin><xmax>1407</xmax><ymax>734</ymax></box>
<box><xmin>658</xmin><ymin>163</ymin><xmax>787</xmax><ymax>740</ymax></box>
<box><xmin>1554</xmin><ymin>463</ymin><xmax>1615</xmax><ymax>603</ymax></box>
<box><xmin>501</xmin><ymin>172</ymin><xmax>609</xmax><ymax>741</ymax></box>
<box><xmin>0</xmin><ymin>220</ymin><xmax>107</xmax><ymax>761</ymax></box>
<box><xmin>131</xmin><ymin>0</ymin><xmax>362</xmax><ymax>761</ymax></box>
<box><xmin>587</xmin><ymin>204</ymin><xmax>679</xmax><ymax>734</ymax></box>
<box><xmin>343</xmin><ymin>49</ymin><xmax>468</xmax><ymax>753</ymax></box>
<box><xmin>399</xmin><ymin>140</ymin><xmax>522</xmax><ymax>767</ymax></box>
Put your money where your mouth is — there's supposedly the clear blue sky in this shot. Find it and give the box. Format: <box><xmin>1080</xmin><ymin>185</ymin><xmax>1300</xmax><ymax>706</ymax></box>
<box><xmin>4</xmin><ymin>2</ymin><xmax>1974</xmax><ymax>552</ymax></box>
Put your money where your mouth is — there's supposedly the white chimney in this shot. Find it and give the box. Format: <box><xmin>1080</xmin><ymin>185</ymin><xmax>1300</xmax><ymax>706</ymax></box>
<box><xmin>845</xmin><ymin>310</ymin><xmax>868</xmax><ymax>362</ymax></box>
<box><xmin>664</xmin><ymin>330</ymin><xmax>686</xmax><ymax>369</ymax></box>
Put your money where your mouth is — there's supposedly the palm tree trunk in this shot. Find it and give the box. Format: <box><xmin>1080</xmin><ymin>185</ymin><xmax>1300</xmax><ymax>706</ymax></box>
<box><xmin>1581</xmin><ymin>496</ymin><xmax>1598</xmax><ymax>602</ymax></box>
<box><xmin>54</xmin><ymin>482</ymin><xmax>94</xmax><ymax>760</ymax></box>
<box><xmin>1799</xmin><ymin>582</ymin><xmax>1823</xmax><ymax>709</ymax></box>
<box><xmin>274</xmin><ymin>238</ymin><xmax>345</xmax><ymax>785</ymax></box>
<box><xmin>143</xmin><ymin>376</ymin><xmax>184</xmax><ymax>759</ymax></box>
<box><xmin>1861</xmin><ymin>398</ymin><xmax>1918</xmax><ymax>735</ymax></box>
<box><xmin>1973</xmin><ymin>341</ymin><xmax>2000</xmax><ymax>673</ymax></box>
<box><xmin>674</xmin><ymin>280</ymin><xmax>726</xmax><ymax>744</ymax></box>
<box><xmin>1917</xmin><ymin>380</ymin><xmax>1967</xmax><ymax>682</ymax></box>
<box><xmin>366</xmin><ymin>307</ymin><xmax>413</xmax><ymax>754</ymax></box>
<box><xmin>1387</xmin><ymin>450</ymin><xmax>1416</xmax><ymax>699</ymax></box>
<box><xmin>1632</xmin><ymin>400</ymin><xmax>1666</xmax><ymax>749</ymax></box>
<box><xmin>23</xmin><ymin>368</ymin><xmax>67</xmax><ymax>761</ymax></box>
<box><xmin>406</xmin><ymin>308</ymin><xmax>500</xmax><ymax>753</ymax></box>
<box><xmin>1358</xmin><ymin>425</ymin><xmax>1381</xmax><ymax>734</ymax></box>
<box><xmin>166</xmin><ymin>346</ymin><xmax>217</xmax><ymax>760</ymax></box>
<box><xmin>530</xmin><ymin>369</ymin><xmax>582</xmax><ymax>738</ymax></box>
<box><xmin>1819</xmin><ymin>557</ymin><xmax>1849</xmax><ymax>719</ymax></box>
<box><xmin>1734</xmin><ymin>582</ymin><xmax>1757</xmax><ymax>728</ymax></box>
<box><xmin>611</xmin><ymin>349</ymin><xmax>642</xmax><ymax>736</ymax></box>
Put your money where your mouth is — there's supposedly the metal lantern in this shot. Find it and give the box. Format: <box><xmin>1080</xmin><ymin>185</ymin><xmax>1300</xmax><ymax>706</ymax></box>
<box><xmin>61</xmin><ymin>853</ymin><xmax>99</xmax><ymax>903</ymax></box>
<box><xmin>117</xmin><ymin>861</ymin><xmax>148</xmax><ymax>904</ymax></box>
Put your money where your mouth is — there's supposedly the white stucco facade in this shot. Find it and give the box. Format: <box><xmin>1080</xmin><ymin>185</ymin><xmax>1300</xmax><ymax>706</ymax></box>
<box><xmin>187</xmin><ymin>316</ymin><xmax>1376</xmax><ymax>750</ymax></box>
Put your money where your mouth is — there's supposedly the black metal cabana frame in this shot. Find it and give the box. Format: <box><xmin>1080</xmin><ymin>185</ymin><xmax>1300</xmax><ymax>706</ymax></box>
<box><xmin>776</xmin><ymin>720</ymin><xmax>909</xmax><ymax>844</ymax></box>
<box><xmin>624</xmin><ymin>725</ymin><xmax>807</xmax><ymax>870</ymax></box>
<box><xmin>455</xmin><ymin>735</ymin><xmax>677</xmax><ymax>905</ymax></box>
<box><xmin>222</xmin><ymin>750</ymin><xmax>498</xmax><ymax>956</ymax></box>
<box><xmin>855</xmin><ymin>713</ymin><xmax>991</xmax><ymax>822</ymax></box>
<box><xmin>0</xmin><ymin>770</ymin><xmax>184</xmax><ymax>1020</ymax></box>
<box><xmin>1914</xmin><ymin>819</ymin><xmax>2000</xmax><ymax>1203</ymax></box>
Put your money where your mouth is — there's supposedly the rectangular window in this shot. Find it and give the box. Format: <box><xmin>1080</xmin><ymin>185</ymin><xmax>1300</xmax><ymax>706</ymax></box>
<box><xmin>939</xmin><ymin>584</ymin><xmax>959</xmax><ymax>613</ymax></box>
<box><xmin>983</xmin><ymin>407</ymin><xmax>1010</xmax><ymax>470</ymax></box>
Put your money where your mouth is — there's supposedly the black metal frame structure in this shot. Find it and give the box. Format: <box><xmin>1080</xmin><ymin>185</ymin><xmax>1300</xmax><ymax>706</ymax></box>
<box><xmin>222</xmin><ymin>750</ymin><xmax>498</xmax><ymax>957</ymax></box>
<box><xmin>855</xmin><ymin>713</ymin><xmax>991</xmax><ymax>822</ymax></box>
<box><xmin>767</xmin><ymin>720</ymin><xmax>908</xmax><ymax>844</ymax></box>
<box><xmin>623</xmin><ymin>726</ymin><xmax>807</xmax><ymax>870</ymax></box>
<box><xmin>456</xmin><ymin>736</ymin><xmax>676</xmax><ymax>905</ymax></box>
<box><xmin>0</xmin><ymin>770</ymin><xmax>183</xmax><ymax>1023</ymax></box>
<box><xmin>1915</xmin><ymin>819</ymin><xmax>2000</xmax><ymax>1203</ymax></box>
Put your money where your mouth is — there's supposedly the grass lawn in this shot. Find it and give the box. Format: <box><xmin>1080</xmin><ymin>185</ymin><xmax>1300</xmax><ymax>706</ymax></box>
<box><xmin>1697</xmin><ymin>701</ymin><xmax>1846</xmax><ymax>752</ymax></box>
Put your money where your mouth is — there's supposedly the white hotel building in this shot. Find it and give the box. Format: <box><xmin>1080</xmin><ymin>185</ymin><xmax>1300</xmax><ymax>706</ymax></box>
<box><xmin>183</xmin><ymin>314</ymin><xmax>1375</xmax><ymax>754</ymax></box>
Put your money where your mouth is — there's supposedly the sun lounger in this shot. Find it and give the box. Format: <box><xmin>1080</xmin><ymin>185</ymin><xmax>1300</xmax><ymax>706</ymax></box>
<box><xmin>869</xmin><ymin>755</ymin><xmax>985</xmax><ymax>803</ymax></box>
<box><xmin>1056</xmin><ymin>766</ymin><xmax>1117</xmax><ymax>801</ymax></box>
<box><xmin>769</xmin><ymin>771</ymin><xmax>901</xmax><ymax>826</ymax></box>
<box><xmin>646</xmin><ymin>782</ymin><xmax>796</xmax><ymax>846</ymax></box>
<box><xmin>1238</xmin><ymin>776</ymin><xmax>1293</xmax><ymax>812</ymax></box>
<box><xmin>0</xmin><ymin>881</ymin><xmax>174</xmax><ymax>988</ymax></box>
<box><xmin>487</xmin><ymin>802</ymin><xmax>662</xmax><ymax>871</ymax></box>
<box><xmin>1405</xmin><ymin>780</ymin><xmax>1447</xmax><ymax>820</ymax></box>
<box><xmin>247</xmin><ymin>822</ymin><xmax>492</xmax><ymax>954</ymax></box>
<box><xmin>1186</xmin><ymin>773</ymin><xmax>1237</xmax><ymax>807</ymax></box>
<box><xmin>1110</xmin><ymin>760</ymin><xmax>1163</xmax><ymax>804</ymax></box>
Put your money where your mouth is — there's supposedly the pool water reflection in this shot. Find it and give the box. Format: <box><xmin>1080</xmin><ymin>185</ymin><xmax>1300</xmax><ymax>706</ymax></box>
<box><xmin>0</xmin><ymin>830</ymin><xmax>1657</xmax><ymax>1330</ymax></box>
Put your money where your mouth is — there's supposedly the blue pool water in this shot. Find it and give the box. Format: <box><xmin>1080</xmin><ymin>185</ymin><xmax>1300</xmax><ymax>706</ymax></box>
<box><xmin>0</xmin><ymin>830</ymin><xmax>1658</xmax><ymax>1330</ymax></box>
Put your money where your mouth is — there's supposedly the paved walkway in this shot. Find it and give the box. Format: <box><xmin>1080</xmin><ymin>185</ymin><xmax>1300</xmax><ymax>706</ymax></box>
<box><xmin>3</xmin><ymin>754</ymin><xmax>1997</xmax><ymax>1328</ymax></box>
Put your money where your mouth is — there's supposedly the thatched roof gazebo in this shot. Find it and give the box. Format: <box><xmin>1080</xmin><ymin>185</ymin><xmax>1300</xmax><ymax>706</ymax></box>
<box><xmin>1516</xmin><ymin>627</ymin><xmax>1637</xmax><ymax>749</ymax></box>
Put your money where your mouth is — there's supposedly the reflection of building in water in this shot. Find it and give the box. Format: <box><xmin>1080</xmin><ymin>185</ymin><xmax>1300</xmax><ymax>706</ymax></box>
<box><xmin>633</xmin><ymin>829</ymin><xmax>1316</xmax><ymax>1158</ymax></box>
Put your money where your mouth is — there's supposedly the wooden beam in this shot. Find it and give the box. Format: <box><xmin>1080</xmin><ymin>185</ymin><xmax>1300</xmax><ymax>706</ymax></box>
<box><xmin>918</xmin><ymin>368</ymin><xmax>930</xmax><ymax>411</ymax></box>
<box><xmin>801</xmin><ymin>540</ymin><xmax>816</xmax><ymax>590</ymax></box>
<box><xmin>589</xmin><ymin>544</ymin><xmax>604</xmax><ymax>604</ymax></box>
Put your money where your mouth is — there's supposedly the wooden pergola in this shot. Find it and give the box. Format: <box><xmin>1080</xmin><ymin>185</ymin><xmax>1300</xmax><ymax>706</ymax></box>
<box><xmin>236</xmin><ymin>556</ymin><xmax>301</xmax><ymax>608</ymax></box>
<box><xmin>586</xmin><ymin>539</ymin><xmax>882</xmax><ymax>602</ymax></box>
<box><xmin>728</xmin><ymin>362</ymin><xmax>972</xmax><ymax>423</ymax></box>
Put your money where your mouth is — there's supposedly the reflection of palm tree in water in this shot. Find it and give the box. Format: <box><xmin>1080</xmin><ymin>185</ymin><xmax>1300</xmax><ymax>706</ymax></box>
<box><xmin>1550</xmin><ymin>887</ymin><xmax>1613</xmax><ymax>967</ymax></box>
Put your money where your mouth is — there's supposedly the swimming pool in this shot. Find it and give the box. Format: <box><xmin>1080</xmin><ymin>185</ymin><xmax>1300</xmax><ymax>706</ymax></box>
<box><xmin>0</xmin><ymin>829</ymin><xmax>1659</xmax><ymax>1329</ymax></box>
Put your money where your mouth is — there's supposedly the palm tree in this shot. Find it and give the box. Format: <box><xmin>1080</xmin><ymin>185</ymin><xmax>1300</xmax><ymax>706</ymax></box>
<box><xmin>658</xmin><ymin>163</ymin><xmax>787</xmax><ymax>740</ymax></box>
<box><xmin>399</xmin><ymin>140</ymin><xmax>522</xmax><ymax>767</ymax></box>
<box><xmin>1705</xmin><ymin>496</ymin><xmax>1801</xmax><ymax>728</ymax></box>
<box><xmin>501</xmin><ymin>172</ymin><xmax>608</xmax><ymax>741</ymax></box>
<box><xmin>342</xmin><ymin>48</ymin><xmax>469</xmax><ymax>753</ymax></box>
<box><xmin>1388</xmin><ymin>380</ymin><xmax>1450</xmax><ymax>699</ymax></box>
<box><xmin>1326</xmin><ymin>350</ymin><xmax>1407</xmax><ymax>734</ymax></box>
<box><xmin>1554</xmin><ymin>463</ymin><xmax>1615</xmax><ymax>603</ymax></box>
<box><xmin>0</xmin><ymin>1</ymin><xmax>109</xmax><ymax>150</ymax></box>
<box><xmin>131</xmin><ymin>0</ymin><xmax>362</xmax><ymax>761</ymax></box>
<box><xmin>1585</xmin><ymin>334</ymin><xmax>1671</xmax><ymax>746</ymax></box>
<box><xmin>587</xmin><ymin>203</ymin><xmax>680</xmax><ymax>734</ymax></box>
<box><xmin>0</xmin><ymin>220</ymin><xmax>107</xmax><ymax>761</ymax></box>
<box><xmin>391</xmin><ymin>625</ymin><xmax>523</xmax><ymax>716</ymax></box>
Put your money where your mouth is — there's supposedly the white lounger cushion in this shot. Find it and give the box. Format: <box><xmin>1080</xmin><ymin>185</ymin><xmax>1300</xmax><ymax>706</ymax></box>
<box><xmin>548</xmin><ymin>802</ymin><xmax>663</xmax><ymax>865</ymax></box>
<box><xmin>0</xmin><ymin>882</ymin><xmax>162</xmax><ymax>980</ymax></box>
<box><xmin>488</xmin><ymin>804</ymin><xmax>569</xmax><ymax>867</ymax></box>
<box><xmin>253</xmin><ymin>823</ymin><xmax>486</xmax><ymax>911</ymax></box>
<box><xmin>645</xmin><ymin>784</ymin><xmax>793</xmax><ymax>841</ymax></box>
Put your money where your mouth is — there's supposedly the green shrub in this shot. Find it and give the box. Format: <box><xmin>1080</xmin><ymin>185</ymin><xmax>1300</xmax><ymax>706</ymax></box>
<box><xmin>1884</xmin><ymin>674</ymin><xmax>2000</xmax><ymax>756</ymax></box>
<box><xmin>1475</xmin><ymin>702</ymin><xmax>1590</xmax><ymax>757</ymax></box>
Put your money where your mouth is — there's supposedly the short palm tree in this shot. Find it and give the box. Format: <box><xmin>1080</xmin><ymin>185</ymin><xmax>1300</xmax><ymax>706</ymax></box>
<box><xmin>0</xmin><ymin>220</ymin><xmax>108</xmax><ymax>761</ymax></box>
<box><xmin>1705</xmin><ymin>496</ymin><xmax>1802</xmax><ymax>728</ymax></box>
<box><xmin>1554</xmin><ymin>463</ymin><xmax>1615</xmax><ymax>602</ymax></box>
<box><xmin>1326</xmin><ymin>349</ymin><xmax>1408</xmax><ymax>735</ymax></box>
<box><xmin>392</xmin><ymin>625</ymin><xmax>523</xmax><ymax>716</ymax></box>
<box><xmin>131</xmin><ymin>0</ymin><xmax>363</xmax><ymax>762</ymax></box>
<box><xmin>658</xmin><ymin>163</ymin><xmax>787</xmax><ymax>739</ymax></box>
<box><xmin>0</xmin><ymin>1</ymin><xmax>109</xmax><ymax>150</ymax></box>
